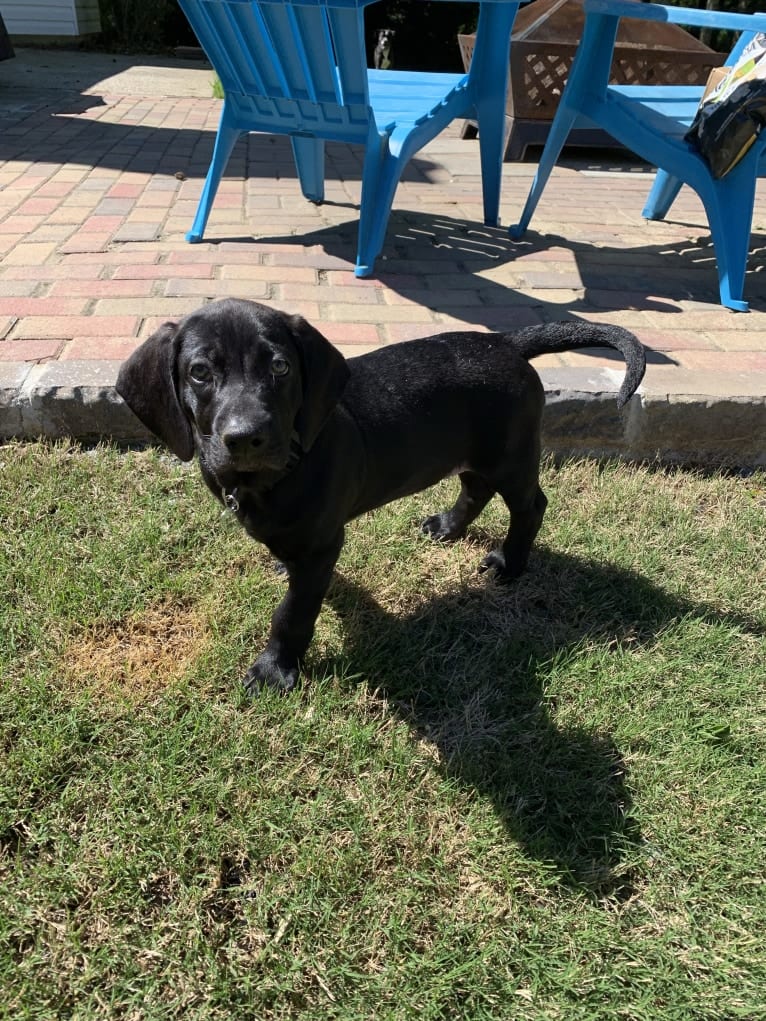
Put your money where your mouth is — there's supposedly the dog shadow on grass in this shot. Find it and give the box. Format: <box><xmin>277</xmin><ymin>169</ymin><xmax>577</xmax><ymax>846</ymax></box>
<box><xmin>323</xmin><ymin>545</ymin><xmax>762</xmax><ymax>900</ymax></box>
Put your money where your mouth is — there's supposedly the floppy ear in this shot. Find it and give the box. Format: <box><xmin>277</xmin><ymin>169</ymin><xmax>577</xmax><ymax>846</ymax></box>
<box><xmin>115</xmin><ymin>322</ymin><xmax>195</xmax><ymax>461</ymax></box>
<box><xmin>288</xmin><ymin>315</ymin><xmax>349</xmax><ymax>451</ymax></box>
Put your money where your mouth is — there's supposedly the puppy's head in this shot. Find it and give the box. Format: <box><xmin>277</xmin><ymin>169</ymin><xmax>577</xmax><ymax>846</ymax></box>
<box><xmin>116</xmin><ymin>299</ymin><xmax>349</xmax><ymax>477</ymax></box>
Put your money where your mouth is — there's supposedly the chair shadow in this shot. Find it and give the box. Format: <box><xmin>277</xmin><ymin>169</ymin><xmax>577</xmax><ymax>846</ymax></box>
<box><xmin>319</xmin><ymin>542</ymin><xmax>763</xmax><ymax>898</ymax></box>
<box><xmin>1</xmin><ymin>76</ymin><xmax>762</xmax><ymax>319</ymax></box>
<box><xmin>254</xmin><ymin>207</ymin><xmax>766</xmax><ymax>319</ymax></box>
<box><xmin>208</xmin><ymin>138</ymin><xmax>766</xmax><ymax>317</ymax></box>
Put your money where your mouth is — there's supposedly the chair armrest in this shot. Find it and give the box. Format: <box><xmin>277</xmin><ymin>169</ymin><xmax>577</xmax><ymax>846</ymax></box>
<box><xmin>584</xmin><ymin>0</ymin><xmax>766</xmax><ymax>36</ymax></box>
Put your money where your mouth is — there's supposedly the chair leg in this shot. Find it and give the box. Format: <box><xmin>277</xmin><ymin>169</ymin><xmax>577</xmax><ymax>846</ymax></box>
<box><xmin>468</xmin><ymin>0</ymin><xmax>516</xmax><ymax>227</ymax></box>
<box><xmin>290</xmin><ymin>136</ymin><xmax>325</xmax><ymax>204</ymax></box>
<box><xmin>508</xmin><ymin>104</ymin><xmax>580</xmax><ymax>240</ymax></box>
<box><xmin>509</xmin><ymin>9</ymin><xmax>618</xmax><ymax>241</ymax></box>
<box><xmin>643</xmin><ymin>169</ymin><xmax>683</xmax><ymax>221</ymax></box>
<box><xmin>354</xmin><ymin>130</ymin><xmax>400</xmax><ymax>278</ymax></box>
<box><xmin>187</xmin><ymin>102</ymin><xmax>241</xmax><ymax>243</ymax></box>
<box><xmin>700</xmin><ymin>167</ymin><xmax>757</xmax><ymax>312</ymax></box>
<box><xmin>355</xmin><ymin>125</ymin><xmax>410</xmax><ymax>277</ymax></box>
<box><xmin>475</xmin><ymin>96</ymin><xmax>512</xmax><ymax>226</ymax></box>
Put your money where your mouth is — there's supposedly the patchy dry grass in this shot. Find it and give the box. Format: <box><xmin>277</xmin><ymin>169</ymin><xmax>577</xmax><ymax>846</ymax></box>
<box><xmin>61</xmin><ymin>599</ymin><xmax>211</xmax><ymax>700</ymax></box>
<box><xmin>1</xmin><ymin>442</ymin><xmax>764</xmax><ymax>1020</ymax></box>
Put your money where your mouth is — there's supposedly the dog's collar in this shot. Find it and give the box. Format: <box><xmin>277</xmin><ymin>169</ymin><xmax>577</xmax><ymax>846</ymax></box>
<box><xmin>222</xmin><ymin>489</ymin><xmax>241</xmax><ymax>514</ymax></box>
<box><xmin>199</xmin><ymin>430</ymin><xmax>303</xmax><ymax>513</ymax></box>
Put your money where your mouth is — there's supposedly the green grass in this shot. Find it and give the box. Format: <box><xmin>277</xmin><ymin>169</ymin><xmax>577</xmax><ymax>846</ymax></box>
<box><xmin>1</xmin><ymin>442</ymin><xmax>764</xmax><ymax>1020</ymax></box>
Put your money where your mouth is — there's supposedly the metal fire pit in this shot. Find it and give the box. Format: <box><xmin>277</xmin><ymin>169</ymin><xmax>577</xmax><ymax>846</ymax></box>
<box><xmin>459</xmin><ymin>0</ymin><xmax>725</xmax><ymax>160</ymax></box>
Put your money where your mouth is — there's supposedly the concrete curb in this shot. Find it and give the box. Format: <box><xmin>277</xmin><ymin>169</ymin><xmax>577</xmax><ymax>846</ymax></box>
<box><xmin>2</xmin><ymin>360</ymin><xmax>764</xmax><ymax>468</ymax></box>
<box><xmin>539</xmin><ymin>367</ymin><xmax>766</xmax><ymax>467</ymax></box>
<box><xmin>0</xmin><ymin>360</ymin><xmax>146</xmax><ymax>446</ymax></box>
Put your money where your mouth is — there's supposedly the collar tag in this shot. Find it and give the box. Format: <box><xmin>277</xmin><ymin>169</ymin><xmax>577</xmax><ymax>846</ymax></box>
<box><xmin>223</xmin><ymin>490</ymin><xmax>240</xmax><ymax>514</ymax></box>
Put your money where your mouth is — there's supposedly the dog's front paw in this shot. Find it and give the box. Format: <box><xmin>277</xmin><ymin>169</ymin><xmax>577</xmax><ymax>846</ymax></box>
<box><xmin>479</xmin><ymin>549</ymin><xmax>522</xmax><ymax>583</ymax></box>
<box><xmin>242</xmin><ymin>652</ymin><xmax>299</xmax><ymax>697</ymax></box>
<box><xmin>421</xmin><ymin>513</ymin><xmax>465</xmax><ymax>542</ymax></box>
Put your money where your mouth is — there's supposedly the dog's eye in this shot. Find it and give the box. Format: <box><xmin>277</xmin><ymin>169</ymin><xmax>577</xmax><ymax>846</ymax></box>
<box><xmin>271</xmin><ymin>357</ymin><xmax>290</xmax><ymax>377</ymax></box>
<box><xmin>188</xmin><ymin>362</ymin><xmax>213</xmax><ymax>384</ymax></box>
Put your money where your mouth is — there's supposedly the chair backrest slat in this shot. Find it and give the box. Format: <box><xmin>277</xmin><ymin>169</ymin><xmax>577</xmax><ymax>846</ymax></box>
<box><xmin>326</xmin><ymin>6</ymin><xmax>367</xmax><ymax>106</ymax></box>
<box><xmin>192</xmin><ymin>0</ymin><xmax>250</xmax><ymax>95</ymax></box>
<box><xmin>182</xmin><ymin>0</ymin><xmax>368</xmax><ymax>108</ymax></box>
<box><xmin>224</xmin><ymin>2</ymin><xmax>274</xmax><ymax>95</ymax></box>
<box><xmin>284</xmin><ymin>4</ymin><xmax>319</xmax><ymax>103</ymax></box>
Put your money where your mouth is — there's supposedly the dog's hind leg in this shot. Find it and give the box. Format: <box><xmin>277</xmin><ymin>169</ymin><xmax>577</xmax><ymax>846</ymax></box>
<box><xmin>481</xmin><ymin>482</ymin><xmax>547</xmax><ymax>581</ymax></box>
<box><xmin>422</xmin><ymin>470</ymin><xmax>495</xmax><ymax>541</ymax></box>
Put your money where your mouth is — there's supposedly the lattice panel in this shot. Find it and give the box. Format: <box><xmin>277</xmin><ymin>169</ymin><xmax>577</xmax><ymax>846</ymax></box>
<box><xmin>458</xmin><ymin>33</ymin><xmax>725</xmax><ymax>126</ymax></box>
<box><xmin>610</xmin><ymin>57</ymin><xmax>720</xmax><ymax>88</ymax></box>
<box><xmin>512</xmin><ymin>44</ymin><xmax>721</xmax><ymax>121</ymax></box>
<box><xmin>515</xmin><ymin>53</ymin><xmax>570</xmax><ymax>118</ymax></box>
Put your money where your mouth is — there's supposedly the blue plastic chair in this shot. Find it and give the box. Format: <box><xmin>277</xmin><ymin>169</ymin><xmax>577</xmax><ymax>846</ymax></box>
<box><xmin>178</xmin><ymin>0</ymin><xmax>522</xmax><ymax>277</ymax></box>
<box><xmin>510</xmin><ymin>0</ymin><xmax>766</xmax><ymax>312</ymax></box>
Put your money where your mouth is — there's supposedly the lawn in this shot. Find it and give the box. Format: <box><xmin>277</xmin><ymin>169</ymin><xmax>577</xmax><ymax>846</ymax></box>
<box><xmin>1</xmin><ymin>442</ymin><xmax>764</xmax><ymax>1020</ymax></box>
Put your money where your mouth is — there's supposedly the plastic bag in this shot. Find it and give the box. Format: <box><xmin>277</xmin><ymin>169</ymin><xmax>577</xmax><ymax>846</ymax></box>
<box><xmin>685</xmin><ymin>32</ymin><xmax>766</xmax><ymax>179</ymax></box>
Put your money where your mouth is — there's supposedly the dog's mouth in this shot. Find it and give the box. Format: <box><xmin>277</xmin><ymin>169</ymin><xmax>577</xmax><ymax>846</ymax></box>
<box><xmin>217</xmin><ymin>448</ymin><xmax>291</xmax><ymax>475</ymax></box>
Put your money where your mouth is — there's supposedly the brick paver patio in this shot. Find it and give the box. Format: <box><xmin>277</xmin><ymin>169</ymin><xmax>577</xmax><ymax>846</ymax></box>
<box><xmin>0</xmin><ymin>48</ymin><xmax>764</xmax><ymax>464</ymax></box>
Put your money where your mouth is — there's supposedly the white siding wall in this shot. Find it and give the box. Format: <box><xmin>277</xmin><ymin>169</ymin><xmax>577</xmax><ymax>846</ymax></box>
<box><xmin>0</xmin><ymin>0</ymin><xmax>101</xmax><ymax>36</ymax></box>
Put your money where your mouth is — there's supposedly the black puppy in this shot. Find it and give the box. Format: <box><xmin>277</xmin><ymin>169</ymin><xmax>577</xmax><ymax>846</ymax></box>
<box><xmin>116</xmin><ymin>299</ymin><xmax>645</xmax><ymax>695</ymax></box>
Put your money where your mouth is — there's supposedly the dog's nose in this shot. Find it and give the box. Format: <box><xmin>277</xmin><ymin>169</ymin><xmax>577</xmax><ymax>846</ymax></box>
<box><xmin>221</xmin><ymin>422</ymin><xmax>269</xmax><ymax>455</ymax></box>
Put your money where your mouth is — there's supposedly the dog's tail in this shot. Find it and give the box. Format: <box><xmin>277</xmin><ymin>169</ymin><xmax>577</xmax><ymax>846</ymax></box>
<box><xmin>511</xmin><ymin>322</ymin><xmax>646</xmax><ymax>409</ymax></box>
